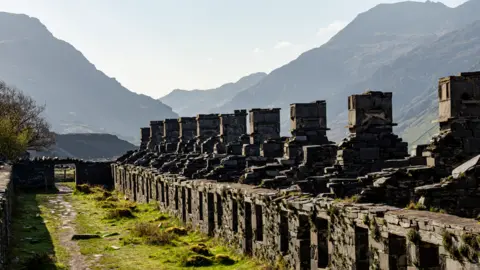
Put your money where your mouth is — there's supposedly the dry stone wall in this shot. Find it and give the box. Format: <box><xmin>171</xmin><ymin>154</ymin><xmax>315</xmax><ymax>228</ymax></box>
<box><xmin>0</xmin><ymin>167</ymin><xmax>13</xmax><ymax>268</ymax></box>
<box><xmin>113</xmin><ymin>164</ymin><xmax>480</xmax><ymax>270</ymax></box>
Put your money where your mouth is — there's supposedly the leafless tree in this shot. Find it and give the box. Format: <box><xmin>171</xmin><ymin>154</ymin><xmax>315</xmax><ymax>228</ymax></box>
<box><xmin>0</xmin><ymin>81</ymin><xmax>55</xmax><ymax>150</ymax></box>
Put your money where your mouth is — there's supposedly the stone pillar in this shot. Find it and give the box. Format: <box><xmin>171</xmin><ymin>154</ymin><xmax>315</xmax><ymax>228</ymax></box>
<box><xmin>285</xmin><ymin>101</ymin><xmax>330</xmax><ymax>161</ymax></box>
<box><xmin>163</xmin><ymin>119</ymin><xmax>180</xmax><ymax>153</ymax></box>
<box><xmin>327</xmin><ymin>91</ymin><xmax>408</xmax><ymax>192</ymax></box>
<box><xmin>347</xmin><ymin>91</ymin><xmax>394</xmax><ymax>134</ymax></box>
<box><xmin>249</xmin><ymin>108</ymin><xmax>281</xmax><ymax>144</ymax></box>
<box><xmin>196</xmin><ymin>114</ymin><xmax>221</xmax><ymax>153</ymax></box>
<box><xmin>140</xmin><ymin>127</ymin><xmax>150</xmax><ymax>150</ymax></box>
<box><xmin>217</xmin><ymin>110</ymin><xmax>248</xmax><ymax>155</ymax></box>
<box><xmin>178</xmin><ymin>117</ymin><xmax>197</xmax><ymax>153</ymax></box>
<box><xmin>424</xmin><ymin>72</ymin><xmax>480</xmax><ymax>174</ymax></box>
<box><xmin>146</xmin><ymin>120</ymin><xmax>164</xmax><ymax>151</ymax></box>
<box><xmin>290</xmin><ymin>100</ymin><xmax>329</xmax><ymax>144</ymax></box>
<box><xmin>219</xmin><ymin>110</ymin><xmax>248</xmax><ymax>144</ymax></box>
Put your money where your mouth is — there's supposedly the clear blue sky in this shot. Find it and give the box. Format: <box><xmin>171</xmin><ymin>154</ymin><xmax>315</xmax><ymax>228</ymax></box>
<box><xmin>0</xmin><ymin>0</ymin><xmax>468</xmax><ymax>98</ymax></box>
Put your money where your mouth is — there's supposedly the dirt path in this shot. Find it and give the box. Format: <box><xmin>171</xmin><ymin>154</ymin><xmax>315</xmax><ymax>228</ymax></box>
<box><xmin>50</xmin><ymin>184</ymin><xmax>90</xmax><ymax>270</ymax></box>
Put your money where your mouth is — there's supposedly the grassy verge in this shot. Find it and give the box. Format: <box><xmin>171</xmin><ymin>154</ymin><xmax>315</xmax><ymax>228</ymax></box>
<box><xmin>70</xmin><ymin>184</ymin><xmax>267</xmax><ymax>270</ymax></box>
<box><xmin>8</xmin><ymin>189</ymin><xmax>69</xmax><ymax>270</ymax></box>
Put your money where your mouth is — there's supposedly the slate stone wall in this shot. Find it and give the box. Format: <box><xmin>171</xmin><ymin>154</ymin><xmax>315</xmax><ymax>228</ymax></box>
<box><xmin>113</xmin><ymin>164</ymin><xmax>480</xmax><ymax>270</ymax></box>
<box><xmin>11</xmin><ymin>161</ymin><xmax>55</xmax><ymax>189</ymax></box>
<box><xmin>0</xmin><ymin>167</ymin><xmax>13</xmax><ymax>268</ymax></box>
<box><xmin>76</xmin><ymin>161</ymin><xmax>113</xmax><ymax>187</ymax></box>
<box><xmin>11</xmin><ymin>158</ymin><xmax>113</xmax><ymax>189</ymax></box>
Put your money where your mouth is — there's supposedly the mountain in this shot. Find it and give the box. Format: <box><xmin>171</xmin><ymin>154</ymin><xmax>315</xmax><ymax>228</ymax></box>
<box><xmin>160</xmin><ymin>72</ymin><xmax>267</xmax><ymax>117</ymax></box>
<box><xmin>0</xmin><ymin>12</ymin><xmax>178</xmax><ymax>144</ymax></box>
<box><xmin>215</xmin><ymin>0</ymin><xmax>480</xmax><ymax>143</ymax></box>
<box><xmin>391</xmin><ymin>20</ymin><xmax>480</xmax><ymax>144</ymax></box>
<box><xmin>30</xmin><ymin>133</ymin><xmax>137</xmax><ymax>160</ymax></box>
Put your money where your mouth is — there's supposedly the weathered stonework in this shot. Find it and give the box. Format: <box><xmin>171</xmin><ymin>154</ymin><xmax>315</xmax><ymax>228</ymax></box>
<box><xmin>140</xmin><ymin>127</ymin><xmax>150</xmax><ymax>150</ymax></box>
<box><xmin>113</xmin><ymin>164</ymin><xmax>480</xmax><ymax>270</ymax></box>
<box><xmin>196</xmin><ymin>114</ymin><xmax>221</xmax><ymax>154</ymax></box>
<box><xmin>177</xmin><ymin>117</ymin><xmax>197</xmax><ymax>153</ymax></box>
<box><xmin>290</xmin><ymin>100</ymin><xmax>329</xmax><ymax>144</ymax></box>
<box><xmin>424</xmin><ymin>72</ymin><xmax>480</xmax><ymax>177</ymax></box>
<box><xmin>163</xmin><ymin>119</ymin><xmax>180</xmax><ymax>153</ymax></box>
<box><xmin>147</xmin><ymin>120</ymin><xmax>164</xmax><ymax>151</ymax></box>
<box><xmin>12</xmin><ymin>158</ymin><xmax>114</xmax><ymax>188</ymax></box>
<box><xmin>249</xmin><ymin>108</ymin><xmax>281</xmax><ymax>144</ymax></box>
<box><xmin>219</xmin><ymin>110</ymin><xmax>247</xmax><ymax>144</ymax></box>
<box><xmin>112</xmin><ymin>71</ymin><xmax>480</xmax><ymax>269</ymax></box>
<box><xmin>0</xmin><ymin>167</ymin><xmax>13</xmax><ymax>268</ymax></box>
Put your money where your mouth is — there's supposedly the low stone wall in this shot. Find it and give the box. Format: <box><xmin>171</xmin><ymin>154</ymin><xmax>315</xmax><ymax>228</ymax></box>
<box><xmin>11</xmin><ymin>159</ymin><xmax>114</xmax><ymax>189</ymax></box>
<box><xmin>12</xmin><ymin>161</ymin><xmax>55</xmax><ymax>189</ymax></box>
<box><xmin>0</xmin><ymin>167</ymin><xmax>13</xmax><ymax>268</ymax></box>
<box><xmin>113</xmin><ymin>164</ymin><xmax>480</xmax><ymax>270</ymax></box>
<box><xmin>76</xmin><ymin>161</ymin><xmax>113</xmax><ymax>187</ymax></box>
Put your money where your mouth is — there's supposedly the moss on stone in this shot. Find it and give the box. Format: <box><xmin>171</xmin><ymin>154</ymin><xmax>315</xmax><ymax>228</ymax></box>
<box><xmin>182</xmin><ymin>255</ymin><xmax>213</xmax><ymax>267</ymax></box>
<box><xmin>165</xmin><ymin>226</ymin><xmax>188</xmax><ymax>236</ymax></box>
<box><xmin>407</xmin><ymin>229</ymin><xmax>421</xmax><ymax>245</ymax></box>
<box><xmin>215</xmin><ymin>254</ymin><xmax>235</xmax><ymax>265</ymax></box>
<box><xmin>190</xmin><ymin>243</ymin><xmax>212</xmax><ymax>256</ymax></box>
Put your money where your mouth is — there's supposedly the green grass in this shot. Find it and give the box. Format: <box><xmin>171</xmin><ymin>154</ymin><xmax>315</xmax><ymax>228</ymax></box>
<box><xmin>54</xmin><ymin>168</ymin><xmax>76</xmax><ymax>182</ymax></box>
<box><xmin>69</xmin><ymin>184</ymin><xmax>267</xmax><ymax>270</ymax></box>
<box><xmin>8</xmin><ymin>189</ymin><xmax>69</xmax><ymax>270</ymax></box>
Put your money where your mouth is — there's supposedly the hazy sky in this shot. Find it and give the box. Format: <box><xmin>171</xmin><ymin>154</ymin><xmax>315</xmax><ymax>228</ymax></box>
<box><xmin>0</xmin><ymin>0</ymin><xmax>469</xmax><ymax>98</ymax></box>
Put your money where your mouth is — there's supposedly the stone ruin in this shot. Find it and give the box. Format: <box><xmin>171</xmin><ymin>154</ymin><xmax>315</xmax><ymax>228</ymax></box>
<box><xmin>111</xmin><ymin>71</ymin><xmax>480</xmax><ymax>269</ymax></box>
<box><xmin>146</xmin><ymin>120</ymin><xmax>163</xmax><ymax>151</ymax></box>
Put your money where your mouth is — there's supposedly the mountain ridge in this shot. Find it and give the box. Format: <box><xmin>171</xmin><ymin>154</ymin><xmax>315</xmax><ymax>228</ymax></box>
<box><xmin>214</xmin><ymin>0</ymin><xmax>480</xmax><ymax>142</ymax></box>
<box><xmin>160</xmin><ymin>72</ymin><xmax>267</xmax><ymax>116</ymax></box>
<box><xmin>0</xmin><ymin>12</ymin><xmax>178</xmax><ymax>144</ymax></box>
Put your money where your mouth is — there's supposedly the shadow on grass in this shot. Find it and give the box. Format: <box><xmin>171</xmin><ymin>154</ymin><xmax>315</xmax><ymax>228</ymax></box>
<box><xmin>8</xmin><ymin>187</ymin><xmax>66</xmax><ymax>270</ymax></box>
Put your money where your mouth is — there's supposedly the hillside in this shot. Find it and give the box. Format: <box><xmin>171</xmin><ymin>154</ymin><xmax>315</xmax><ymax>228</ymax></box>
<box><xmin>0</xmin><ymin>12</ymin><xmax>178</xmax><ymax>144</ymax></box>
<box><xmin>160</xmin><ymin>72</ymin><xmax>266</xmax><ymax>116</ymax></box>
<box><xmin>215</xmin><ymin>0</ymin><xmax>480</xmax><ymax>143</ymax></box>
<box><xmin>31</xmin><ymin>133</ymin><xmax>137</xmax><ymax>160</ymax></box>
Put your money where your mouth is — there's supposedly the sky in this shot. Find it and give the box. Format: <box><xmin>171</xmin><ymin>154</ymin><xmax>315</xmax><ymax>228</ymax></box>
<box><xmin>0</xmin><ymin>0</ymin><xmax>469</xmax><ymax>98</ymax></box>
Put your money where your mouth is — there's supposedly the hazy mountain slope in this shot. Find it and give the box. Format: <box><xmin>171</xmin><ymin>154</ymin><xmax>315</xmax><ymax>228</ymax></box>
<box><xmin>394</xmin><ymin>23</ymin><xmax>480</xmax><ymax>145</ymax></box>
<box><xmin>216</xmin><ymin>0</ymin><xmax>480</xmax><ymax>139</ymax></box>
<box><xmin>160</xmin><ymin>72</ymin><xmax>266</xmax><ymax>116</ymax></box>
<box><xmin>0</xmin><ymin>12</ymin><xmax>178</xmax><ymax>144</ymax></box>
<box><xmin>31</xmin><ymin>133</ymin><xmax>137</xmax><ymax>160</ymax></box>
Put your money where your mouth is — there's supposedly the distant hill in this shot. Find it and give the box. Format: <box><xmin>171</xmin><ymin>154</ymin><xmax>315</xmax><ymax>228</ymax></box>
<box><xmin>160</xmin><ymin>72</ymin><xmax>267</xmax><ymax>116</ymax></box>
<box><xmin>0</xmin><ymin>12</ymin><xmax>178</xmax><ymax>144</ymax></box>
<box><xmin>213</xmin><ymin>0</ymin><xmax>480</xmax><ymax>144</ymax></box>
<box><xmin>30</xmin><ymin>133</ymin><xmax>137</xmax><ymax>160</ymax></box>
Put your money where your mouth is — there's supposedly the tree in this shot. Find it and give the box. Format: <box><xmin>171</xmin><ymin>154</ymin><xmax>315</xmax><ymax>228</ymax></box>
<box><xmin>0</xmin><ymin>81</ymin><xmax>55</xmax><ymax>159</ymax></box>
